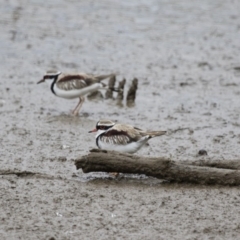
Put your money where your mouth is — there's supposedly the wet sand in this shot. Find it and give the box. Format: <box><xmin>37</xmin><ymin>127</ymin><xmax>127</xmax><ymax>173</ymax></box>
<box><xmin>1</xmin><ymin>0</ymin><xmax>240</xmax><ymax>239</ymax></box>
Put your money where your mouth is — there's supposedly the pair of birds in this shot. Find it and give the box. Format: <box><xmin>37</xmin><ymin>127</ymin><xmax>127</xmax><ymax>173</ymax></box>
<box><xmin>38</xmin><ymin>72</ymin><xmax>166</xmax><ymax>153</ymax></box>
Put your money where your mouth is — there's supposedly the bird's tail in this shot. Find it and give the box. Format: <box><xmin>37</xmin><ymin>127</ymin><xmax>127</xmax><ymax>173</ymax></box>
<box><xmin>95</xmin><ymin>73</ymin><xmax>116</xmax><ymax>81</ymax></box>
<box><xmin>146</xmin><ymin>131</ymin><xmax>167</xmax><ymax>138</ymax></box>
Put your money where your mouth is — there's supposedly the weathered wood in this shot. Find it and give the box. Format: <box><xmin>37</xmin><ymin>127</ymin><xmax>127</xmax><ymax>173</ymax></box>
<box><xmin>182</xmin><ymin>159</ymin><xmax>240</xmax><ymax>170</ymax></box>
<box><xmin>0</xmin><ymin>170</ymin><xmax>58</xmax><ymax>180</ymax></box>
<box><xmin>75</xmin><ymin>149</ymin><xmax>240</xmax><ymax>185</ymax></box>
<box><xmin>105</xmin><ymin>75</ymin><xmax>116</xmax><ymax>99</ymax></box>
<box><xmin>116</xmin><ymin>78</ymin><xmax>126</xmax><ymax>101</ymax></box>
<box><xmin>126</xmin><ymin>78</ymin><xmax>138</xmax><ymax>106</ymax></box>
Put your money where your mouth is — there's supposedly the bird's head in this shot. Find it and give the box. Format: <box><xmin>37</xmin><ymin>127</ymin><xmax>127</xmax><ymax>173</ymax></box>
<box><xmin>89</xmin><ymin>119</ymin><xmax>116</xmax><ymax>135</ymax></box>
<box><xmin>37</xmin><ymin>71</ymin><xmax>62</xmax><ymax>84</ymax></box>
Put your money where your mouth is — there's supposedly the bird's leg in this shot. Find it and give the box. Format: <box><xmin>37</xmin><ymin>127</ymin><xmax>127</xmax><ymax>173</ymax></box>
<box><xmin>109</xmin><ymin>172</ymin><xmax>119</xmax><ymax>178</ymax></box>
<box><xmin>72</xmin><ymin>97</ymin><xmax>82</xmax><ymax>115</ymax></box>
<box><xmin>72</xmin><ymin>97</ymin><xmax>85</xmax><ymax>116</ymax></box>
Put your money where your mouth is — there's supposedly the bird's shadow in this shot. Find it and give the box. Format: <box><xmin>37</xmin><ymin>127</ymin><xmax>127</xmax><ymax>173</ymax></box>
<box><xmin>44</xmin><ymin>111</ymin><xmax>92</xmax><ymax>124</ymax></box>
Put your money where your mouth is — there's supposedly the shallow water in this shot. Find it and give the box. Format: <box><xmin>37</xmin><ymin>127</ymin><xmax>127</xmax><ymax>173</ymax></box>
<box><xmin>1</xmin><ymin>0</ymin><xmax>240</xmax><ymax>239</ymax></box>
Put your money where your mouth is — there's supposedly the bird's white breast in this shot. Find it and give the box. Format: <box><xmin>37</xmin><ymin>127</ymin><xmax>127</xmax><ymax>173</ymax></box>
<box><xmin>53</xmin><ymin>83</ymin><xmax>102</xmax><ymax>99</ymax></box>
<box><xmin>97</xmin><ymin>137</ymin><xmax>148</xmax><ymax>154</ymax></box>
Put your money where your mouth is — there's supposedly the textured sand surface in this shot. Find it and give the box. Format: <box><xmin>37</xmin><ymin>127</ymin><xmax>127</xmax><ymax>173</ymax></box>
<box><xmin>1</xmin><ymin>0</ymin><xmax>240</xmax><ymax>239</ymax></box>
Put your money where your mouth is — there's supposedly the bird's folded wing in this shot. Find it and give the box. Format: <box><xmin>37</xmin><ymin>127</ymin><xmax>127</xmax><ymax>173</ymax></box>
<box><xmin>101</xmin><ymin>125</ymin><xmax>143</xmax><ymax>145</ymax></box>
<box><xmin>56</xmin><ymin>74</ymin><xmax>97</xmax><ymax>90</ymax></box>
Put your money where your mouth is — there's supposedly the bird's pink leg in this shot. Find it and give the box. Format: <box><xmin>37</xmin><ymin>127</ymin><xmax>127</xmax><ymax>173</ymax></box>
<box><xmin>72</xmin><ymin>97</ymin><xmax>85</xmax><ymax>116</ymax></box>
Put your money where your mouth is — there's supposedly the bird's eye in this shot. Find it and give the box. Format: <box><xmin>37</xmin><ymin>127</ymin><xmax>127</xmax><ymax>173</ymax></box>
<box><xmin>99</xmin><ymin>126</ymin><xmax>105</xmax><ymax>130</ymax></box>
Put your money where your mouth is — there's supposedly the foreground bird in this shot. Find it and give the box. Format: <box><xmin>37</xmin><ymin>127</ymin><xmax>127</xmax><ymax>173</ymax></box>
<box><xmin>89</xmin><ymin>119</ymin><xmax>166</xmax><ymax>154</ymax></box>
<box><xmin>37</xmin><ymin>71</ymin><xmax>115</xmax><ymax>115</ymax></box>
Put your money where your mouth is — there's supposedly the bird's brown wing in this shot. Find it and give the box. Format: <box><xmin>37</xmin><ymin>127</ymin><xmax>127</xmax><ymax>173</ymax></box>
<box><xmin>99</xmin><ymin>130</ymin><xmax>132</xmax><ymax>145</ymax></box>
<box><xmin>101</xmin><ymin>124</ymin><xmax>145</xmax><ymax>145</ymax></box>
<box><xmin>56</xmin><ymin>74</ymin><xmax>97</xmax><ymax>91</ymax></box>
<box><xmin>100</xmin><ymin>124</ymin><xmax>144</xmax><ymax>145</ymax></box>
<box><xmin>110</xmin><ymin>123</ymin><xmax>166</xmax><ymax>138</ymax></box>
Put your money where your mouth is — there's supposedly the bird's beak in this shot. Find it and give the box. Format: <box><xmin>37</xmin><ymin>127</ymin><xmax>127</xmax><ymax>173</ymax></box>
<box><xmin>88</xmin><ymin>128</ymin><xmax>97</xmax><ymax>133</ymax></box>
<box><xmin>37</xmin><ymin>79</ymin><xmax>45</xmax><ymax>84</ymax></box>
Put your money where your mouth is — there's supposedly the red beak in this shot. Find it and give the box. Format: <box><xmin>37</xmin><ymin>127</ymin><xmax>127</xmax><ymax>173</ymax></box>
<box><xmin>88</xmin><ymin>128</ymin><xmax>97</xmax><ymax>133</ymax></box>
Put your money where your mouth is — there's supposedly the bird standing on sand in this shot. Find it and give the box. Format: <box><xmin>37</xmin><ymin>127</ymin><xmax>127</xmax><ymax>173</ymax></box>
<box><xmin>89</xmin><ymin>119</ymin><xmax>166</xmax><ymax>154</ymax></box>
<box><xmin>37</xmin><ymin>72</ymin><xmax>115</xmax><ymax>115</ymax></box>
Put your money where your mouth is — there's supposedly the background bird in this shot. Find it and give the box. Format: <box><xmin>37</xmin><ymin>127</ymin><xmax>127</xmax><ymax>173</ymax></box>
<box><xmin>37</xmin><ymin>71</ymin><xmax>116</xmax><ymax>115</ymax></box>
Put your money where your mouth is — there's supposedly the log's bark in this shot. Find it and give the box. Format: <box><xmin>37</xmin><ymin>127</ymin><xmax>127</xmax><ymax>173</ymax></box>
<box><xmin>75</xmin><ymin>149</ymin><xmax>240</xmax><ymax>186</ymax></box>
<box><xmin>181</xmin><ymin>159</ymin><xmax>240</xmax><ymax>170</ymax></box>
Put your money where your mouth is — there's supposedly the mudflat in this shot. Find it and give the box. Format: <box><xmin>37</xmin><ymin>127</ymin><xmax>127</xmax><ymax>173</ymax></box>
<box><xmin>1</xmin><ymin>0</ymin><xmax>240</xmax><ymax>239</ymax></box>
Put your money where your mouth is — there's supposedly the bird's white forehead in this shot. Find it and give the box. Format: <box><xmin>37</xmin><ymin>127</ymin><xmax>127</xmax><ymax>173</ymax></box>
<box><xmin>97</xmin><ymin>120</ymin><xmax>115</xmax><ymax>126</ymax></box>
<box><xmin>45</xmin><ymin>71</ymin><xmax>61</xmax><ymax>76</ymax></box>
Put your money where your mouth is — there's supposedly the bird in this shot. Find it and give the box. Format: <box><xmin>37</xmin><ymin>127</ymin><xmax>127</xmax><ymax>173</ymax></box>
<box><xmin>89</xmin><ymin>119</ymin><xmax>166</xmax><ymax>154</ymax></box>
<box><xmin>37</xmin><ymin>71</ymin><xmax>116</xmax><ymax>115</ymax></box>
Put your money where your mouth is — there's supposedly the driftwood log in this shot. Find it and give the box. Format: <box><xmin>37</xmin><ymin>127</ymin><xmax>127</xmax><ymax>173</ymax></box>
<box><xmin>75</xmin><ymin>149</ymin><xmax>240</xmax><ymax>186</ymax></box>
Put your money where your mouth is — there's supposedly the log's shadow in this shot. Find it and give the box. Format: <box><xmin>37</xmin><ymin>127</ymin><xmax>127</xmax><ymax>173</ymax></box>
<box><xmin>74</xmin><ymin>172</ymin><xmax>232</xmax><ymax>190</ymax></box>
<box><xmin>44</xmin><ymin>113</ymin><xmax>90</xmax><ymax>124</ymax></box>
<box><xmin>75</xmin><ymin>171</ymin><xmax>165</xmax><ymax>185</ymax></box>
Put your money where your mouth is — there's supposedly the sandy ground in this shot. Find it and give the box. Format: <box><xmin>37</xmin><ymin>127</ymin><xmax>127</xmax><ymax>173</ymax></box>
<box><xmin>1</xmin><ymin>0</ymin><xmax>240</xmax><ymax>239</ymax></box>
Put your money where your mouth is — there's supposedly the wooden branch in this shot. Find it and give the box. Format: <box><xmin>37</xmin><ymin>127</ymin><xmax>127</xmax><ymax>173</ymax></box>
<box><xmin>75</xmin><ymin>149</ymin><xmax>240</xmax><ymax>185</ymax></box>
<box><xmin>0</xmin><ymin>170</ymin><xmax>57</xmax><ymax>180</ymax></box>
<box><xmin>105</xmin><ymin>75</ymin><xmax>116</xmax><ymax>99</ymax></box>
<box><xmin>126</xmin><ymin>78</ymin><xmax>138</xmax><ymax>106</ymax></box>
<box><xmin>116</xmin><ymin>78</ymin><xmax>126</xmax><ymax>101</ymax></box>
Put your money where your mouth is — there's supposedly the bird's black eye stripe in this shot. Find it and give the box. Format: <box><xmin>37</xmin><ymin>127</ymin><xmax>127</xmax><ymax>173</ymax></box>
<box><xmin>98</xmin><ymin>126</ymin><xmax>107</xmax><ymax>130</ymax></box>
<box><xmin>97</xmin><ymin>125</ymin><xmax>112</xmax><ymax>130</ymax></box>
<box><xmin>44</xmin><ymin>75</ymin><xmax>55</xmax><ymax>79</ymax></box>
